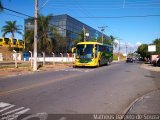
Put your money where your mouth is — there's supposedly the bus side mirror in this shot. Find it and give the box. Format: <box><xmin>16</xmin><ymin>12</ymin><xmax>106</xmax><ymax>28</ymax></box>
<box><xmin>72</xmin><ymin>47</ymin><xmax>76</xmax><ymax>53</ymax></box>
<box><xmin>92</xmin><ymin>48</ymin><xmax>96</xmax><ymax>53</ymax></box>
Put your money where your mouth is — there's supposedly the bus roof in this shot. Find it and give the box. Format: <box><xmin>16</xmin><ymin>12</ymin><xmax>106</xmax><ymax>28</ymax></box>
<box><xmin>77</xmin><ymin>41</ymin><xmax>113</xmax><ymax>47</ymax></box>
<box><xmin>77</xmin><ymin>41</ymin><xmax>102</xmax><ymax>45</ymax></box>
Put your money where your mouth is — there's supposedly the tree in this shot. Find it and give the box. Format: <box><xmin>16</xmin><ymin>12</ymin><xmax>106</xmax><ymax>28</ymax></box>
<box><xmin>1</xmin><ymin>21</ymin><xmax>22</xmax><ymax>38</ymax></box>
<box><xmin>96</xmin><ymin>35</ymin><xmax>118</xmax><ymax>48</ymax></box>
<box><xmin>24</xmin><ymin>30</ymin><xmax>34</xmax><ymax>51</ymax></box>
<box><xmin>72</xmin><ymin>31</ymin><xmax>85</xmax><ymax>46</ymax></box>
<box><xmin>1</xmin><ymin>21</ymin><xmax>22</xmax><ymax>51</ymax></box>
<box><xmin>37</xmin><ymin>14</ymin><xmax>53</xmax><ymax>53</ymax></box>
<box><xmin>153</xmin><ymin>38</ymin><xmax>160</xmax><ymax>54</ymax></box>
<box><xmin>0</xmin><ymin>0</ymin><xmax>3</xmax><ymax>12</ymax></box>
<box><xmin>110</xmin><ymin>35</ymin><xmax>118</xmax><ymax>48</ymax></box>
<box><xmin>137</xmin><ymin>44</ymin><xmax>150</xmax><ymax>59</ymax></box>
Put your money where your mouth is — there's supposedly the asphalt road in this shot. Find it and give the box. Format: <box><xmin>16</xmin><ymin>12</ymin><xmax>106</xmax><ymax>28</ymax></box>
<box><xmin>0</xmin><ymin>62</ymin><xmax>160</xmax><ymax>117</ymax></box>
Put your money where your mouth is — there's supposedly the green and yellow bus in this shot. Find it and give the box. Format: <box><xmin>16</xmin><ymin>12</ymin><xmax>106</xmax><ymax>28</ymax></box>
<box><xmin>0</xmin><ymin>38</ymin><xmax>10</xmax><ymax>47</ymax></box>
<box><xmin>72</xmin><ymin>41</ymin><xmax>113</xmax><ymax>67</ymax></box>
<box><xmin>0</xmin><ymin>37</ymin><xmax>24</xmax><ymax>49</ymax></box>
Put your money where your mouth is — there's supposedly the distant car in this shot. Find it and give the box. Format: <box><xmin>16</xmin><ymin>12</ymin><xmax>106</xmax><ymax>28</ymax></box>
<box><xmin>137</xmin><ymin>57</ymin><xmax>143</xmax><ymax>61</ymax></box>
<box><xmin>126</xmin><ymin>58</ymin><xmax>133</xmax><ymax>63</ymax></box>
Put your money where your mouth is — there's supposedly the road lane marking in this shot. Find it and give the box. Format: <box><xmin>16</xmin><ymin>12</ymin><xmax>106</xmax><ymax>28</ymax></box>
<box><xmin>14</xmin><ymin>108</ymin><xmax>30</xmax><ymax>115</ymax></box>
<box><xmin>2</xmin><ymin>107</ymin><xmax>24</xmax><ymax>116</ymax></box>
<box><xmin>0</xmin><ymin>73</ymin><xmax>80</xmax><ymax>97</ymax></box>
<box><xmin>64</xmin><ymin>68</ymin><xmax>95</xmax><ymax>73</ymax></box>
<box><xmin>0</xmin><ymin>102</ymin><xmax>30</xmax><ymax>120</ymax></box>
<box><xmin>0</xmin><ymin>102</ymin><xmax>10</xmax><ymax>108</ymax></box>
<box><xmin>1</xmin><ymin>108</ymin><xmax>31</xmax><ymax>120</ymax></box>
<box><xmin>0</xmin><ymin>105</ymin><xmax>15</xmax><ymax>113</ymax></box>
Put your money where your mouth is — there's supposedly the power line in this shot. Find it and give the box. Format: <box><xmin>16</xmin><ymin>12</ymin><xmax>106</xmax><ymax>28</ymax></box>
<box><xmin>2</xmin><ymin>7</ymin><xmax>34</xmax><ymax>18</ymax></box>
<box><xmin>47</xmin><ymin>3</ymin><xmax>160</xmax><ymax>7</ymax></box>
<box><xmin>46</xmin><ymin>5</ymin><xmax>160</xmax><ymax>10</ymax></box>
<box><xmin>47</xmin><ymin>0</ymin><xmax>160</xmax><ymax>10</ymax></box>
<box><xmin>47</xmin><ymin>1</ymin><xmax>160</xmax><ymax>6</ymax></box>
<box><xmin>76</xmin><ymin>14</ymin><xmax>160</xmax><ymax>19</ymax></box>
<box><xmin>39</xmin><ymin>0</ymin><xmax>50</xmax><ymax>11</ymax></box>
<box><xmin>74</xmin><ymin>0</ymin><xmax>97</xmax><ymax>27</ymax></box>
<box><xmin>3</xmin><ymin>11</ymin><xmax>26</xmax><ymax>19</ymax></box>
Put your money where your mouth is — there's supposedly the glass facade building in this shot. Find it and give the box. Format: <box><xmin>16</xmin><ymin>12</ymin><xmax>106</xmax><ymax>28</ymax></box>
<box><xmin>25</xmin><ymin>14</ymin><xmax>110</xmax><ymax>51</ymax></box>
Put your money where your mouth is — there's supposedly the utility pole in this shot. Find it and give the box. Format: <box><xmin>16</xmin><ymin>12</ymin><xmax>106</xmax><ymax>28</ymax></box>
<box><xmin>33</xmin><ymin>0</ymin><xmax>38</xmax><ymax>71</ymax></box>
<box><xmin>83</xmin><ymin>25</ymin><xmax>86</xmax><ymax>42</ymax></box>
<box><xmin>118</xmin><ymin>39</ymin><xmax>121</xmax><ymax>62</ymax></box>
<box><xmin>125</xmin><ymin>42</ymin><xmax>128</xmax><ymax>58</ymax></box>
<box><xmin>98</xmin><ymin>26</ymin><xmax>107</xmax><ymax>44</ymax></box>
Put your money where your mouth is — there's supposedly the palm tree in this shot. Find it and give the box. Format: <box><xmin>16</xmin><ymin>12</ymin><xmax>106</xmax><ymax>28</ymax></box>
<box><xmin>24</xmin><ymin>30</ymin><xmax>34</xmax><ymax>51</ymax></box>
<box><xmin>110</xmin><ymin>35</ymin><xmax>118</xmax><ymax>48</ymax></box>
<box><xmin>0</xmin><ymin>0</ymin><xmax>3</xmax><ymax>12</ymax></box>
<box><xmin>37</xmin><ymin>14</ymin><xmax>53</xmax><ymax>53</ymax></box>
<box><xmin>1</xmin><ymin>21</ymin><xmax>22</xmax><ymax>50</ymax></box>
<box><xmin>1</xmin><ymin>21</ymin><xmax>22</xmax><ymax>38</ymax></box>
<box><xmin>37</xmin><ymin>14</ymin><xmax>55</xmax><ymax>65</ymax></box>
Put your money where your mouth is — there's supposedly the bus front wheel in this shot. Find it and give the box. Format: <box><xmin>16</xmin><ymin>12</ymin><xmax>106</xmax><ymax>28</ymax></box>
<box><xmin>97</xmin><ymin>60</ymin><xmax>101</xmax><ymax>67</ymax></box>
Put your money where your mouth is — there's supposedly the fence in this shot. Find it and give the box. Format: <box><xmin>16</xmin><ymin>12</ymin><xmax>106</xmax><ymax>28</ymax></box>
<box><xmin>30</xmin><ymin>56</ymin><xmax>75</xmax><ymax>63</ymax></box>
<box><xmin>0</xmin><ymin>52</ymin><xmax>75</xmax><ymax>63</ymax></box>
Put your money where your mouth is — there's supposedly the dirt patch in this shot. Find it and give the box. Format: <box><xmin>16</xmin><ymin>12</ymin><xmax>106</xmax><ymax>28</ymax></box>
<box><xmin>39</xmin><ymin>64</ymin><xmax>72</xmax><ymax>71</ymax></box>
<box><xmin>0</xmin><ymin>63</ymin><xmax>73</xmax><ymax>78</ymax></box>
<box><xmin>0</xmin><ymin>67</ymin><xmax>31</xmax><ymax>77</ymax></box>
<box><xmin>141</xmin><ymin>63</ymin><xmax>160</xmax><ymax>72</ymax></box>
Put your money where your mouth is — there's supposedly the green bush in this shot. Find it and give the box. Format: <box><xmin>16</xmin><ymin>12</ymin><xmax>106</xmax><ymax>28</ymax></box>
<box><xmin>113</xmin><ymin>54</ymin><xmax>118</xmax><ymax>60</ymax></box>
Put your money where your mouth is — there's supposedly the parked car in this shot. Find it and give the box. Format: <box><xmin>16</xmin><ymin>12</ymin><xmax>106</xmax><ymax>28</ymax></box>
<box><xmin>157</xmin><ymin>58</ymin><xmax>160</xmax><ymax>67</ymax></box>
<box><xmin>126</xmin><ymin>58</ymin><xmax>133</xmax><ymax>63</ymax></box>
<box><xmin>152</xmin><ymin>59</ymin><xmax>157</xmax><ymax>66</ymax></box>
<box><xmin>152</xmin><ymin>55</ymin><xmax>160</xmax><ymax>66</ymax></box>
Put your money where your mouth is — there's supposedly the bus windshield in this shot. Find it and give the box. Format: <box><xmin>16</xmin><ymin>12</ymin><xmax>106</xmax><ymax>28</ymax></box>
<box><xmin>4</xmin><ymin>38</ymin><xmax>9</xmax><ymax>44</ymax></box>
<box><xmin>13</xmin><ymin>39</ymin><xmax>17</xmax><ymax>45</ymax></box>
<box><xmin>76</xmin><ymin>44</ymin><xmax>93</xmax><ymax>59</ymax></box>
<box><xmin>19</xmin><ymin>41</ymin><xmax>23</xmax><ymax>45</ymax></box>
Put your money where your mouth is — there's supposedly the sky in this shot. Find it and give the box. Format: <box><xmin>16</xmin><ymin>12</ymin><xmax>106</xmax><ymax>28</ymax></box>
<box><xmin>0</xmin><ymin>0</ymin><xmax>160</xmax><ymax>53</ymax></box>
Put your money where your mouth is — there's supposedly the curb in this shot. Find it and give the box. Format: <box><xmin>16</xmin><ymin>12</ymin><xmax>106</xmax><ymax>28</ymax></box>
<box><xmin>122</xmin><ymin>89</ymin><xmax>160</xmax><ymax>116</ymax></box>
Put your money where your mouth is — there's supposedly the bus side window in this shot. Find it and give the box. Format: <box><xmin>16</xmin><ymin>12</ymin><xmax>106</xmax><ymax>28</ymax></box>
<box><xmin>106</xmin><ymin>46</ymin><xmax>109</xmax><ymax>53</ymax></box>
<box><xmin>99</xmin><ymin>45</ymin><xmax>103</xmax><ymax>52</ymax></box>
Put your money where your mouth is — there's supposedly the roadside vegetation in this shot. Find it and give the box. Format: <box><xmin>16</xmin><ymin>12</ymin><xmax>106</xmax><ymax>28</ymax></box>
<box><xmin>136</xmin><ymin>38</ymin><xmax>160</xmax><ymax>59</ymax></box>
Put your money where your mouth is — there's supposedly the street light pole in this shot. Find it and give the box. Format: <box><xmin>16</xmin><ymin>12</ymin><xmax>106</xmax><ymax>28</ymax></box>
<box><xmin>118</xmin><ymin>39</ymin><xmax>121</xmax><ymax>62</ymax></box>
<box><xmin>33</xmin><ymin>0</ymin><xmax>38</xmax><ymax>71</ymax></box>
<box><xmin>98</xmin><ymin>26</ymin><xmax>107</xmax><ymax>44</ymax></box>
<box><xmin>125</xmin><ymin>42</ymin><xmax>128</xmax><ymax>59</ymax></box>
<box><xmin>102</xmin><ymin>30</ymin><xmax>104</xmax><ymax>44</ymax></box>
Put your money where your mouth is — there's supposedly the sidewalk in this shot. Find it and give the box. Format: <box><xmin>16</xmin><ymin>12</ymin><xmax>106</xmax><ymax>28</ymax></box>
<box><xmin>141</xmin><ymin>63</ymin><xmax>160</xmax><ymax>72</ymax></box>
<box><xmin>124</xmin><ymin>63</ymin><xmax>160</xmax><ymax>115</ymax></box>
<box><xmin>126</xmin><ymin>90</ymin><xmax>160</xmax><ymax>114</ymax></box>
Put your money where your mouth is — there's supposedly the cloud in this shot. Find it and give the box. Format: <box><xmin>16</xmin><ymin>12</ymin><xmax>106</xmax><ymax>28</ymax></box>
<box><xmin>136</xmin><ymin>42</ymin><xmax>142</xmax><ymax>46</ymax></box>
<box><xmin>113</xmin><ymin>41</ymin><xmax>142</xmax><ymax>54</ymax></box>
<box><xmin>114</xmin><ymin>39</ymin><xmax>119</xmax><ymax>44</ymax></box>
